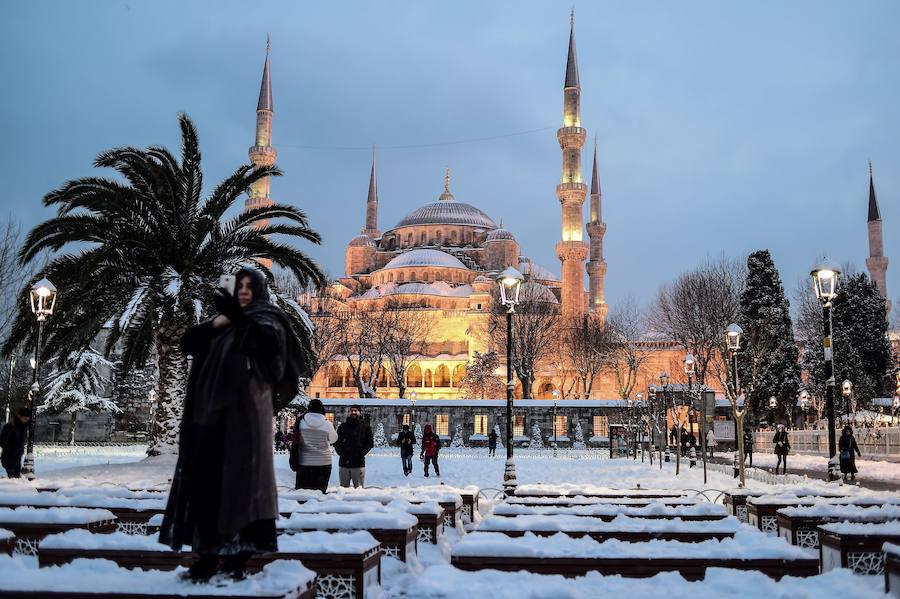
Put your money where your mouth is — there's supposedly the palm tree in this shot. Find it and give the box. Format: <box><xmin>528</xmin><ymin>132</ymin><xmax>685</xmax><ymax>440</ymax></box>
<box><xmin>4</xmin><ymin>114</ymin><xmax>324</xmax><ymax>454</ymax></box>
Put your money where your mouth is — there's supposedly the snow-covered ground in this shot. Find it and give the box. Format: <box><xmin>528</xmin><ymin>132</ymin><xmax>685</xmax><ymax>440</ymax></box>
<box><xmin>0</xmin><ymin>445</ymin><xmax>893</xmax><ymax>598</ymax></box>
<box><xmin>714</xmin><ymin>451</ymin><xmax>900</xmax><ymax>485</ymax></box>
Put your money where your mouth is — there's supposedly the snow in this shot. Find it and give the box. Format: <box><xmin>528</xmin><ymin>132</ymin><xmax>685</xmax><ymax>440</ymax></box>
<box><xmin>0</xmin><ymin>492</ymin><xmax>165</xmax><ymax>510</ymax></box>
<box><xmin>452</xmin><ymin>530</ymin><xmax>811</xmax><ymax>559</ymax></box>
<box><xmin>884</xmin><ymin>542</ymin><xmax>900</xmax><ymax>558</ymax></box>
<box><xmin>749</xmin><ymin>493</ymin><xmax>900</xmax><ymax>507</ymax></box>
<box><xmin>477</xmin><ymin>514</ymin><xmax>743</xmax><ymax>533</ymax></box>
<box><xmin>0</xmin><ymin>528</ymin><xmax>11</xmax><ymax>540</ymax></box>
<box><xmin>778</xmin><ymin>504</ymin><xmax>900</xmax><ymax>520</ymax></box>
<box><xmin>291</xmin><ymin>497</ymin><xmax>443</xmax><ymax>517</ymax></box>
<box><xmin>279</xmin><ymin>511</ymin><xmax>418</xmax><ymax>531</ymax></box>
<box><xmin>0</xmin><ymin>506</ymin><xmax>116</xmax><ymax>524</ymax></box>
<box><xmin>0</xmin><ymin>555</ymin><xmax>315</xmax><ymax>596</ymax></box>
<box><xmin>716</xmin><ymin>451</ymin><xmax>900</xmax><ymax>485</ymax></box>
<box><xmin>514</xmin><ymin>483</ymin><xmax>686</xmax><ymax>497</ymax></box>
<box><xmin>492</xmin><ymin>502</ymin><xmax>727</xmax><ymax>518</ymax></box>
<box><xmin>819</xmin><ymin>520</ymin><xmax>900</xmax><ymax>536</ymax></box>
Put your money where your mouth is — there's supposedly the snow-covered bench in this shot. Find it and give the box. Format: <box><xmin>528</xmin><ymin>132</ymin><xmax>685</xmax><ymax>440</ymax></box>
<box><xmin>776</xmin><ymin>504</ymin><xmax>900</xmax><ymax>550</ymax></box>
<box><xmin>512</xmin><ymin>484</ymin><xmax>685</xmax><ymax>500</ymax></box>
<box><xmin>279</xmin><ymin>512</ymin><xmax>418</xmax><ymax>562</ymax></box>
<box><xmin>450</xmin><ymin>530</ymin><xmax>818</xmax><ymax>580</ymax></box>
<box><xmin>491</xmin><ymin>501</ymin><xmax>728</xmax><ymax>522</ymax></box>
<box><xmin>884</xmin><ymin>542</ymin><xmax>900</xmax><ymax>594</ymax></box>
<box><xmin>0</xmin><ymin>507</ymin><xmax>117</xmax><ymax>556</ymax></box>
<box><xmin>314</xmin><ymin>487</ymin><xmax>465</xmax><ymax>531</ymax></box>
<box><xmin>819</xmin><ymin>521</ymin><xmax>900</xmax><ymax>576</ymax></box>
<box><xmin>748</xmin><ymin>494</ymin><xmax>900</xmax><ymax>536</ymax></box>
<box><xmin>723</xmin><ymin>488</ymin><xmax>850</xmax><ymax>523</ymax></box>
<box><xmin>503</xmin><ymin>496</ymin><xmax>702</xmax><ymax>508</ymax></box>
<box><xmin>38</xmin><ymin>530</ymin><xmax>381</xmax><ymax>599</ymax></box>
<box><xmin>290</xmin><ymin>498</ymin><xmax>444</xmax><ymax>545</ymax></box>
<box><xmin>476</xmin><ymin>513</ymin><xmax>743</xmax><ymax>543</ymax></box>
<box><xmin>409</xmin><ymin>484</ymin><xmax>479</xmax><ymax>523</ymax></box>
<box><xmin>0</xmin><ymin>554</ymin><xmax>316</xmax><ymax>599</ymax></box>
<box><xmin>0</xmin><ymin>492</ymin><xmax>165</xmax><ymax>535</ymax></box>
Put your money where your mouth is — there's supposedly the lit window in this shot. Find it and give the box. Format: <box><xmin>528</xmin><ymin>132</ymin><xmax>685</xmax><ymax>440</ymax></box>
<box><xmin>554</xmin><ymin>415</ymin><xmax>568</xmax><ymax>437</ymax></box>
<box><xmin>325</xmin><ymin>412</ymin><xmax>334</xmax><ymax>425</ymax></box>
<box><xmin>592</xmin><ymin>415</ymin><xmax>608</xmax><ymax>438</ymax></box>
<box><xmin>474</xmin><ymin>414</ymin><xmax>488</xmax><ymax>435</ymax></box>
<box><xmin>513</xmin><ymin>415</ymin><xmax>525</xmax><ymax>437</ymax></box>
<box><xmin>436</xmin><ymin>414</ymin><xmax>450</xmax><ymax>436</ymax></box>
<box><xmin>402</xmin><ymin>413</ymin><xmax>410</xmax><ymax>426</ymax></box>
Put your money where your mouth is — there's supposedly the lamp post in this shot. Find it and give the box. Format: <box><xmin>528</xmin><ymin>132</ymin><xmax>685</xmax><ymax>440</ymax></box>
<box><xmin>725</xmin><ymin>322</ymin><xmax>747</xmax><ymax>486</ymax></box>
<box><xmin>649</xmin><ymin>385</ymin><xmax>662</xmax><ymax>468</ymax></box>
<box><xmin>799</xmin><ymin>390</ymin><xmax>811</xmax><ymax>429</ymax></box>
<box><xmin>551</xmin><ymin>389</ymin><xmax>559</xmax><ymax>456</ymax></box>
<box><xmin>22</xmin><ymin>278</ymin><xmax>57</xmax><ymax>480</ymax></box>
<box><xmin>497</xmin><ymin>266</ymin><xmax>523</xmax><ymax>495</ymax></box>
<box><xmin>769</xmin><ymin>396</ymin><xmax>777</xmax><ymax>427</ymax></box>
<box><xmin>841</xmin><ymin>380</ymin><xmax>853</xmax><ymax>422</ymax></box>
<box><xmin>684</xmin><ymin>353</ymin><xmax>704</xmax><ymax>480</ymax></box>
<box><xmin>410</xmin><ymin>390</ymin><xmax>417</xmax><ymax>428</ymax></box>
<box><xmin>660</xmin><ymin>372</ymin><xmax>670</xmax><ymax>464</ymax></box>
<box><xmin>811</xmin><ymin>258</ymin><xmax>841</xmax><ymax>481</ymax></box>
<box><xmin>636</xmin><ymin>393</ymin><xmax>645</xmax><ymax>462</ymax></box>
<box><xmin>3</xmin><ymin>356</ymin><xmax>15</xmax><ymax>425</ymax></box>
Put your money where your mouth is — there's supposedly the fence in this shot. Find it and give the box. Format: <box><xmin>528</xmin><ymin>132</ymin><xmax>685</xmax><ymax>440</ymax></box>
<box><xmin>753</xmin><ymin>427</ymin><xmax>900</xmax><ymax>460</ymax></box>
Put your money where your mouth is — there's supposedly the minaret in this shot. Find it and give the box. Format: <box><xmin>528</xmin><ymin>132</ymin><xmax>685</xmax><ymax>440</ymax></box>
<box><xmin>364</xmin><ymin>145</ymin><xmax>380</xmax><ymax>238</ymax></box>
<box><xmin>555</xmin><ymin>12</ymin><xmax>588</xmax><ymax>317</ymax></box>
<box><xmin>865</xmin><ymin>161</ymin><xmax>890</xmax><ymax>314</ymax></box>
<box><xmin>586</xmin><ymin>136</ymin><xmax>608</xmax><ymax>321</ymax></box>
<box><xmin>246</xmin><ymin>38</ymin><xmax>276</xmax><ymax>234</ymax></box>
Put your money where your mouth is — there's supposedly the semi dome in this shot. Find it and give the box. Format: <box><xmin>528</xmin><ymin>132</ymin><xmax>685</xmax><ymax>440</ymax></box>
<box><xmin>519</xmin><ymin>260</ymin><xmax>559</xmax><ymax>282</ymax></box>
<box><xmin>382</xmin><ymin>249</ymin><xmax>468</xmax><ymax>270</ymax></box>
<box><xmin>348</xmin><ymin>234</ymin><xmax>375</xmax><ymax>247</ymax></box>
<box><xmin>486</xmin><ymin>228</ymin><xmax>515</xmax><ymax>242</ymax></box>
<box><xmin>521</xmin><ymin>280</ymin><xmax>559</xmax><ymax>304</ymax></box>
<box><xmin>394</xmin><ymin>201</ymin><xmax>498</xmax><ymax>229</ymax></box>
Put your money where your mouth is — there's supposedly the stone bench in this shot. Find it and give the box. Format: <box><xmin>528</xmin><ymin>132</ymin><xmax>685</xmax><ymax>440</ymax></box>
<box><xmin>304</xmin><ymin>488</ymin><xmax>464</xmax><ymax>531</ymax></box>
<box><xmin>0</xmin><ymin>507</ymin><xmax>117</xmax><ymax>555</ymax></box>
<box><xmin>776</xmin><ymin>504</ymin><xmax>900</xmax><ymax>550</ymax></box>
<box><xmin>38</xmin><ymin>530</ymin><xmax>380</xmax><ymax>599</ymax></box>
<box><xmin>748</xmin><ymin>494</ymin><xmax>900</xmax><ymax>536</ymax></box>
<box><xmin>476</xmin><ymin>513</ymin><xmax>742</xmax><ymax>543</ymax></box>
<box><xmin>411</xmin><ymin>485</ymin><xmax>479</xmax><ymax>523</ymax></box>
<box><xmin>512</xmin><ymin>484</ymin><xmax>685</xmax><ymax>500</ymax></box>
<box><xmin>491</xmin><ymin>502</ymin><xmax>728</xmax><ymax>522</ymax></box>
<box><xmin>819</xmin><ymin>521</ymin><xmax>900</xmax><ymax>576</ymax></box>
<box><xmin>504</xmin><ymin>496</ymin><xmax>702</xmax><ymax>508</ymax></box>
<box><xmin>884</xmin><ymin>542</ymin><xmax>900</xmax><ymax>595</ymax></box>
<box><xmin>288</xmin><ymin>498</ymin><xmax>444</xmax><ymax>545</ymax></box>
<box><xmin>450</xmin><ymin>531</ymin><xmax>818</xmax><ymax>580</ymax></box>
<box><xmin>0</xmin><ymin>554</ymin><xmax>316</xmax><ymax>599</ymax></box>
<box><xmin>278</xmin><ymin>512</ymin><xmax>418</xmax><ymax>562</ymax></box>
<box><xmin>723</xmin><ymin>489</ymin><xmax>850</xmax><ymax>524</ymax></box>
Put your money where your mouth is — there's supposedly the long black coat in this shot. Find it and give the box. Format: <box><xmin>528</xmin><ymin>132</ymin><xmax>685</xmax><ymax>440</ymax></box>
<box><xmin>398</xmin><ymin>430</ymin><xmax>416</xmax><ymax>457</ymax></box>
<box><xmin>334</xmin><ymin>418</ymin><xmax>374</xmax><ymax>468</ymax></box>
<box><xmin>0</xmin><ymin>419</ymin><xmax>27</xmax><ymax>471</ymax></box>
<box><xmin>159</xmin><ymin>296</ymin><xmax>303</xmax><ymax>555</ymax></box>
<box><xmin>839</xmin><ymin>434</ymin><xmax>861</xmax><ymax>474</ymax></box>
<box><xmin>773</xmin><ymin>430</ymin><xmax>790</xmax><ymax>456</ymax></box>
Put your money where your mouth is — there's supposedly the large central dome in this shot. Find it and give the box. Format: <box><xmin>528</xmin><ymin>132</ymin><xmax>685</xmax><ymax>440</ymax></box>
<box><xmin>395</xmin><ymin>200</ymin><xmax>497</xmax><ymax>229</ymax></box>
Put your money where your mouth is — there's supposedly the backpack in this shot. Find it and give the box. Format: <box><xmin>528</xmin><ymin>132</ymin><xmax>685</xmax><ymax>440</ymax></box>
<box><xmin>423</xmin><ymin>434</ymin><xmax>439</xmax><ymax>457</ymax></box>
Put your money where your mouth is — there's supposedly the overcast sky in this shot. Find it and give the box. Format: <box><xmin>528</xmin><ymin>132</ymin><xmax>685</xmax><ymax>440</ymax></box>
<box><xmin>2</xmin><ymin>1</ymin><xmax>898</xmax><ymax>315</ymax></box>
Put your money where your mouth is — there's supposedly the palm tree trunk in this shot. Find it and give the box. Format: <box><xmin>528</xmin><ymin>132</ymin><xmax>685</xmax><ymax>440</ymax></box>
<box><xmin>147</xmin><ymin>317</ymin><xmax>188</xmax><ymax>455</ymax></box>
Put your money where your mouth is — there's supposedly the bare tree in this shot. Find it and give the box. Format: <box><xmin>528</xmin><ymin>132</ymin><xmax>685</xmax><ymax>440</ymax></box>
<box><xmin>336</xmin><ymin>309</ymin><xmax>385</xmax><ymax>398</ymax></box>
<box><xmin>458</xmin><ymin>351</ymin><xmax>504</xmax><ymax>399</ymax></box>
<box><xmin>490</xmin><ymin>284</ymin><xmax>559</xmax><ymax>399</ymax></box>
<box><xmin>608</xmin><ymin>298</ymin><xmax>653</xmax><ymax>400</ymax></box>
<box><xmin>297</xmin><ymin>285</ymin><xmax>345</xmax><ymax>384</ymax></box>
<box><xmin>560</xmin><ymin>314</ymin><xmax>614</xmax><ymax>399</ymax></box>
<box><xmin>382</xmin><ymin>301</ymin><xmax>431</xmax><ymax>399</ymax></box>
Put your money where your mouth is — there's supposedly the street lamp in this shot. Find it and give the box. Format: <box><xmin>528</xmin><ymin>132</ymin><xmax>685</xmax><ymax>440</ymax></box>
<box><xmin>410</xmin><ymin>390</ymin><xmax>417</xmax><ymax>427</ymax></box>
<box><xmin>842</xmin><ymin>380</ymin><xmax>853</xmax><ymax>420</ymax></box>
<box><xmin>769</xmin><ymin>396</ymin><xmax>778</xmax><ymax>427</ymax></box>
<box><xmin>724</xmin><ymin>322</ymin><xmax>746</xmax><ymax>486</ymax></box>
<box><xmin>497</xmin><ymin>266</ymin><xmax>523</xmax><ymax>495</ymax></box>
<box><xmin>660</xmin><ymin>372</ymin><xmax>670</xmax><ymax>463</ymax></box>
<box><xmin>552</xmin><ymin>389</ymin><xmax>559</xmax><ymax>455</ymax></box>
<box><xmin>811</xmin><ymin>258</ymin><xmax>841</xmax><ymax>481</ymax></box>
<box><xmin>649</xmin><ymin>385</ymin><xmax>662</xmax><ymax>468</ymax></box>
<box><xmin>799</xmin><ymin>390</ymin><xmax>811</xmax><ymax>428</ymax></box>
<box><xmin>635</xmin><ymin>393</ymin><xmax>644</xmax><ymax>461</ymax></box>
<box><xmin>22</xmin><ymin>277</ymin><xmax>57</xmax><ymax>479</ymax></box>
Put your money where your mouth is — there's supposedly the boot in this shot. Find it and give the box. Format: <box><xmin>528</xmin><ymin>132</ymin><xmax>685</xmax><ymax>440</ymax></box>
<box><xmin>184</xmin><ymin>555</ymin><xmax>219</xmax><ymax>583</ymax></box>
<box><xmin>221</xmin><ymin>552</ymin><xmax>251</xmax><ymax>581</ymax></box>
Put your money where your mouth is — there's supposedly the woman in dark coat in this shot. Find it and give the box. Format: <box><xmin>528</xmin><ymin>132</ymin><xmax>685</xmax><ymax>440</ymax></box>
<box><xmin>159</xmin><ymin>268</ymin><xmax>306</xmax><ymax>582</ymax></box>
<box><xmin>772</xmin><ymin>424</ymin><xmax>790</xmax><ymax>475</ymax></box>
<box><xmin>839</xmin><ymin>426</ymin><xmax>862</xmax><ymax>481</ymax></box>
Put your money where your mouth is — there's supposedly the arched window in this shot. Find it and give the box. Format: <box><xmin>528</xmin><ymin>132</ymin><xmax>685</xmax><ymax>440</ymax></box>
<box><xmin>406</xmin><ymin>233</ymin><xmax>412</xmax><ymax>246</ymax></box>
<box><xmin>452</xmin><ymin>364</ymin><xmax>466</xmax><ymax>387</ymax></box>
<box><xmin>424</xmin><ymin>369</ymin><xmax>433</xmax><ymax>387</ymax></box>
<box><xmin>436</xmin><ymin>230</ymin><xmax>443</xmax><ymax>244</ymax></box>
<box><xmin>407</xmin><ymin>363</ymin><xmax>423</xmax><ymax>387</ymax></box>
<box><xmin>450</xmin><ymin>230</ymin><xmax>457</xmax><ymax>243</ymax></box>
<box><xmin>435</xmin><ymin>365</ymin><xmax>451</xmax><ymax>387</ymax></box>
<box><xmin>327</xmin><ymin>364</ymin><xmax>343</xmax><ymax>387</ymax></box>
<box><xmin>398</xmin><ymin>272</ymin><xmax>405</xmax><ymax>283</ymax></box>
<box><xmin>388</xmin><ymin>273</ymin><xmax>394</xmax><ymax>283</ymax></box>
<box><xmin>410</xmin><ymin>270</ymin><xmax>417</xmax><ymax>282</ymax></box>
<box><xmin>420</xmin><ymin>232</ymin><xmax>426</xmax><ymax>245</ymax></box>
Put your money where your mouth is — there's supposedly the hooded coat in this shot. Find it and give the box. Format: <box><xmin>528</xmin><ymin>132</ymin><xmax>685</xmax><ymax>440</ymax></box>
<box><xmin>421</xmin><ymin>424</ymin><xmax>441</xmax><ymax>458</ymax></box>
<box><xmin>159</xmin><ymin>268</ymin><xmax>306</xmax><ymax>555</ymax></box>
<box><xmin>0</xmin><ymin>418</ymin><xmax>28</xmax><ymax>472</ymax></box>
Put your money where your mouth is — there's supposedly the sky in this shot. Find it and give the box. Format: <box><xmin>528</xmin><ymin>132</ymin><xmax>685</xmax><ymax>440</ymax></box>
<box><xmin>1</xmin><ymin>1</ymin><xmax>898</xmax><ymax>316</ymax></box>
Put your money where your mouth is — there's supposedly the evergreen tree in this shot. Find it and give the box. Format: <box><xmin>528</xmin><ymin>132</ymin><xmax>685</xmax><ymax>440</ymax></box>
<box><xmin>572</xmin><ymin>420</ymin><xmax>586</xmax><ymax>449</ymax></box>
<box><xmin>530</xmin><ymin>422</ymin><xmax>544</xmax><ymax>448</ymax></box>
<box><xmin>372</xmin><ymin>422</ymin><xmax>386</xmax><ymax>447</ymax></box>
<box><xmin>450</xmin><ymin>423</ymin><xmax>464</xmax><ymax>447</ymax></box>
<box><xmin>802</xmin><ymin>273</ymin><xmax>893</xmax><ymax>412</ymax></box>
<box><xmin>737</xmin><ymin>250</ymin><xmax>800</xmax><ymax>425</ymax></box>
<box><xmin>493</xmin><ymin>423</ymin><xmax>504</xmax><ymax>449</ymax></box>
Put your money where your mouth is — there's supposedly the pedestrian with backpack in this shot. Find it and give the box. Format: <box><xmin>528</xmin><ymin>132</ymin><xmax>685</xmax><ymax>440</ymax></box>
<box><xmin>421</xmin><ymin>424</ymin><xmax>441</xmax><ymax>477</ymax></box>
<box><xmin>397</xmin><ymin>424</ymin><xmax>416</xmax><ymax>476</ymax></box>
<box><xmin>290</xmin><ymin>399</ymin><xmax>337</xmax><ymax>493</ymax></box>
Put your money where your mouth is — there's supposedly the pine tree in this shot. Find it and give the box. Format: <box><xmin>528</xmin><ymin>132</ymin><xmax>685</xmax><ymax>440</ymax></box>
<box><xmin>737</xmin><ymin>250</ymin><xmax>801</xmax><ymax>425</ymax></box>
<box><xmin>414</xmin><ymin>423</ymin><xmax>423</xmax><ymax>443</ymax></box>
<box><xmin>41</xmin><ymin>350</ymin><xmax>120</xmax><ymax>445</ymax></box>
<box><xmin>493</xmin><ymin>423</ymin><xmax>504</xmax><ymax>449</ymax></box>
<box><xmin>450</xmin><ymin>423</ymin><xmax>464</xmax><ymax>447</ymax></box>
<box><xmin>802</xmin><ymin>273</ymin><xmax>893</xmax><ymax>412</ymax></box>
<box><xmin>530</xmin><ymin>423</ymin><xmax>544</xmax><ymax>448</ymax></box>
<box><xmin>572</xmin><ymin>420</ymin><xmax>586</xmax><ymax>449</ymax></box>
<box><xmin>373</xmin><ymin>422</ymin><xmax>386</xmax><ymax>447</ymax></box>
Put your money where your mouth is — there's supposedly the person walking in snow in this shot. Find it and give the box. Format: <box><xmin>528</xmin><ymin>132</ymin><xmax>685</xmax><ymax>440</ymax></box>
<box><xmin>773</xmin><ymin>423</ymin><xmax>790</xmax><ymax>474</ymax></box>
<box><xmin>421</xmin><ymin>423</ymin><xmax>441</xmax><ymax>477</ymax></box>
<box><xmin>0</xmin><ymin>408</ymin><xmax>30</xmax><ymax>478</ymax></box>
<box><xmin>398</xmin><ymin>424</ymin><xmax>416</xmax><ymax>476</ymax></box>
<box><xmin>292</xmin><ymin>399</ymin><xmax>337</xmax><ymax>493</ymax></box>
<box><xmin>160</xmin><ymin>268</ymin><xmax>306</xmax><ymax>582</ymax></box>
<box><xmin>334</xmin><ymin>405</ymin><xmax>374</xmax><ymax>488</ymax></box>
<box><xmin>706</xmin><ymin>428</ymin><xmax>717</xmax><ymax>459</ymax></box>
<box><xmin>743</xmin><ymin>428</ymin><xmax>754</xmax><ymax>466</ymax></box>
<box><xmin>839</xmin><ymin>426</ymin><xmax>862</xmax><ymax>482</ymax></box>
<box><xmin>488</xmin><ymin>428</ymin><xmax>498</xmax><ymax>457</ymax></box>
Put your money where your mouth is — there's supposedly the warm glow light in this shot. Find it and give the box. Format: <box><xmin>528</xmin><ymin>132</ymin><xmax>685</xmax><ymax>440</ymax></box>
<box><xmin>29</xmin><ymin>277</ymin><xmax>57</xmax><ymax>321</ymax></box>
<box><xmin>810</xmin><ymin>258</ymin><xmax>841</xmax><ymax>303</ymax></box>
<box><xmin>769</xmin><ymin>396</ymin><xmax>777</xmax><ymax>409</ymax></box>
<box><xmin>725</xmin><ymin>323</ymin><xmax>743</xmax><ymax>351</ymax></box>
<box><xmin>683</xmin><ymin>353</ymin><xmax>696</xmax><ymax>376</ymax></box>
<box><xmin>842</xmin><ymin>380</ymin><xmax>852</xmax><ymax>396</ymax></box>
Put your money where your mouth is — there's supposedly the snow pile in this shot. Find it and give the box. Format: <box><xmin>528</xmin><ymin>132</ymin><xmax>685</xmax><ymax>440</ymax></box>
<box><xmin>493</xmin><ymin>502</ymin><xmax>726</xmax><ymax>518</ymax></box>
<box><xmin>277</xmin><ymin>530</ymin><xmax>380</xmax><ymax>554</ymax></box>
<box><xmin>819</xmin><ymin>520</ymin><xmax>900</xmax><ymax>536</ymax></box>
<box><xmin>279</xmin><ymin>511</ymin><xmax>418</xmax><ymax>531</ymax></box>
<box><xmin>0</xmin><ymin>528</ymin><xmax>11</xmax><ymax>541</ymax></box>
<box><xmin>452</xmin><ymin>530</ymin><xmax>811</xmax><ymax>559</ymax></box>
<box><xmin>505</xmin><ymin>496</ymin><xmax>700</xmax><ymax>506</ymax></box>
<box><xmin>0</xmin><ymin>492</ymin><xmax>165</xmax><ymax>511</ymax></box>
<box><xmin>0</xmin><ymin>506</ymin><xmax>115</xmax><ymax>524</ymax></box>
<box><xmin>514</xmin><ymin>483</ymin><xmax>684</xmax><ymax>497</ymax></box>
<box><xmin>749</xmin><ymin>493</ymin><xmax>900</xmax><ymax>507</ymax></box>
<box><xmin>0</xmin><ymin>555</ymin><xmax>315</xmax><ymax>596</ymax></box>
<box><xmin>330</xmin><ymin>486</ymin><xmax>463</xmax><ymax>507</ymax></box>
<box><xmin>778</xmin><ymin>503</ymin><xmax>900</xmax><ymax>520</ymax></box>
<box><xmin>291</xmin><ymin>497</ymin><xmax>443</xmax><ymax>517</ymax></box>
<box><xmin>40</xmin><ymin>530</ymin><xmax>171</xmax><ymax>551</ymax></box>
<box><xmin>403</xmin><ymin>565</ymin><xmax>881</xmax><ymax>599</ymax></box>
<box><xmin>477</xmin><ymin>514</ymin><xmax>743</xmax><ymax>534</ymax></box>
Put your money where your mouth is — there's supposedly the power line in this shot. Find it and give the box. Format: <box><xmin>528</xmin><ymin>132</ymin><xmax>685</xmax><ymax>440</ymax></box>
<box><xmin>278</xmin><ymin>125</ymin><xmax>557</xmax><ymax>151</ymax></box>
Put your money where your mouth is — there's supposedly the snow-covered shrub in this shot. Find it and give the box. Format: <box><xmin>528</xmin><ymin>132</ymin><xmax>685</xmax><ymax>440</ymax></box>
<box><xmin>493</xmin><ymin>423</ymin><xmax>504</xmax><ymax>449</ymax></box>
<box><xmin>572</xmin><ymin>420</ymin><xmax>586</xmax><ymax>449</ymax></box>
<box><xmin>373</xmin><ymin>422</ymin><xmax>387</xmax><ymax>447</ymax></box>
<box><xmin>450</xmin><ymin>423</ymin><xmax>464</xmax><ymax>447</ymax></box>
<box><xmin>530</xmin><ymin>423</ymin><xmax>544</xmax><ymax>448</ymax></box>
